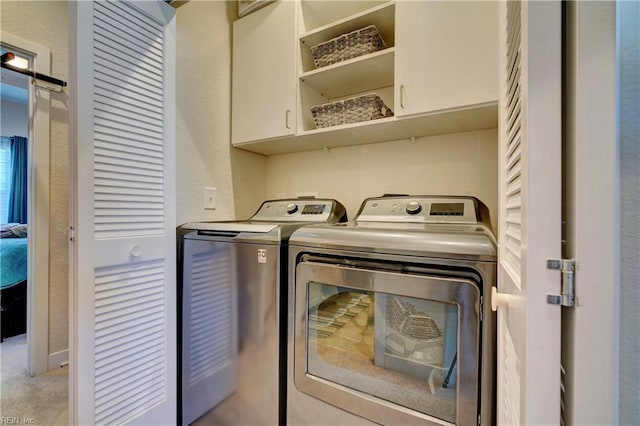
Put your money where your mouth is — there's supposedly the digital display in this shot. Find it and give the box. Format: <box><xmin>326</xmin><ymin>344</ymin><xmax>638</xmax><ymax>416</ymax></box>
<box><xmin>302</xmin><ymin>204</ymin><xmax>326</xmax><ymax>215</ymax></box>
<box><xmin>430</xmin><ymin>203</ymin><xmax>464</xmax><ymax>216</ymax></box>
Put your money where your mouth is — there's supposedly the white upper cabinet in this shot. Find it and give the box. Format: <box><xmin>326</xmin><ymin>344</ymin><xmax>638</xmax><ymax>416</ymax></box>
<box><xmin>395</xmin><ymin>1</ymin><xmax>498</xmax><ymax>117</ymax></box>
<box><xmin>231</xmin><ymin>0</ymin><xmax>498</xmax><ymax>155</ymax></box>
<box><xmin>232</xmin><ymin>0</ymin><xmax>297</xmax><ymax>145</ymax></box>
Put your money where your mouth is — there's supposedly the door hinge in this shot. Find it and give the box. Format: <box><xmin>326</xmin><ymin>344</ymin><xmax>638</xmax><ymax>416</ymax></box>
<box><xmin>546</xmin><ymin>258</ymin><xmax>576</xmax><ymax>307</ymax></box>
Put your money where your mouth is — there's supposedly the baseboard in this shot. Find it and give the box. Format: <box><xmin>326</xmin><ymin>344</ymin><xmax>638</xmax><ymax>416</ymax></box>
<box><xmin>48</xmin><ymin>348</ymin><xmax>69</xmax><ymax>370</ymax></box>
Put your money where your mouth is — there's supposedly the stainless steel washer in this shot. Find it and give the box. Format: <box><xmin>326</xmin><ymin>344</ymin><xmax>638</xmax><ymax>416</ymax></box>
<box><xmin>177</xmin><ymin>198</ymin><xmax>347</xmax><ymax>425</ymax></box>
<box><xmin>287</xmin><ymin>195</ymin><xmax>496</xmax><ymax>426</ymax></box>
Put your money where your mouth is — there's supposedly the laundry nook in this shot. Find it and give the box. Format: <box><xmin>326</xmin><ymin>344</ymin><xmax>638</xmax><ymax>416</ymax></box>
<box><xmin>0</xmin><ymin>1</ymin><xmax>635</xmax><ymax>425</ymax></box>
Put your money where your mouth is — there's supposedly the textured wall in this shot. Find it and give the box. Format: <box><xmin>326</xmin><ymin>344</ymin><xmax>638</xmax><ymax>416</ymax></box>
<box><xmin>175</xmin><ymin>0</ymin><xmax>266</xmax><ymax>225</ymax></box>
<box><xmin>619</xmin><ymin>1</ymin><xmax>640</xmax><ymax>422</ymax></box>
<box><xmin>266</xmin><ymin>129</ymin><xmax>498</xmax><ymax>232</ymax></box>
<box><xmin>1</xmin><ymin>1</ymin><xmax>70</xmax><ymax>356</ymax></box>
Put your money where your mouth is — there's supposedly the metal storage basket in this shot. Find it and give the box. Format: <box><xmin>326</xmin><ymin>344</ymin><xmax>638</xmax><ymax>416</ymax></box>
<box><xmin>310</xmin><ymin>93</ymin><xmax>393</xmax><ymax>129</ymax></box>
<box><xmin>310</xmin><ymin>25</ymin><xmax>386</xmax><ymax>68</ymax></box>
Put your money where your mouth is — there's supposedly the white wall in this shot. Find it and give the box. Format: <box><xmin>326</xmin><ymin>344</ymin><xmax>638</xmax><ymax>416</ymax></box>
<box><xmin>1</xmin><ymin>0</ymin><xmax>69</xmax><ymax>357</ymax></box>
<box><xmin>619</xmin><ymin>1</ymin><xmax>639</xmax><ymax>422</ymax></box>
<box><xmin>266</xmin><ymin>129</ymin><xmax>498</xmax><ymax>231</ymax></box>
<box><xmin>175</xmin><ymin>0</ymin><xmax>266</xmax><ymax>225</ymax></box>
<box><xmin>1</xmin><ymin>98</ymin><xmax>28</xmax><ymax>137</ymax></box>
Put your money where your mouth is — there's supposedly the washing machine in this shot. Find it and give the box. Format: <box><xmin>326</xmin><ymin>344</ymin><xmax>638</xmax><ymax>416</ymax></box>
<box><xmin>177</xmin><ymin>198</ymin><xmax>347</xmax><ymax>425</ymax></box>
<box><xmin>287</xmin><ymin>195</ymin><xmax>496</xmax><ymax>426</ymax></box>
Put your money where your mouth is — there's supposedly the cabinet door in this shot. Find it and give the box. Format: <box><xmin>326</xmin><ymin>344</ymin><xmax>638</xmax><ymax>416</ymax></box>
<box><xmin>232</xmin><ymin>1</ymin><xmax>296</xmax><ymax>145</ymax></box>
<box><xmin>395</xmin><ymin>1</ymin><xmax>498</xmax><ymax>116</ymax></box>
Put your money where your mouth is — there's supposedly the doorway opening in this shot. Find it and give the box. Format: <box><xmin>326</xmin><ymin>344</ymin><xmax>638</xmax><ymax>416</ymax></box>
<box><xmin>1</xmin><ymin>33</ymin><xmax>53</xmax><ymax>375</ymax></box>
<box><xmin>1</xmin><ymin>54</ymin><xmax>29</xmax><ymax>344</ymax></box>
<box><xmin>1</xmin><ymin>34</ymin><xmax>67</xmax><ymax>424</ymax></box>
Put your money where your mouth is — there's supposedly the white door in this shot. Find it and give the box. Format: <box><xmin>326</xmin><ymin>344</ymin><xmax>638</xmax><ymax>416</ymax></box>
<box><xmin>70</xmin><ymin>1</ymin><xmax>176</xmax><ymax>424</ymax></box>
<box><xmin>494</xmin><ymin>1</ymin><xmax>563</xmax><ymax>424</ymax></box>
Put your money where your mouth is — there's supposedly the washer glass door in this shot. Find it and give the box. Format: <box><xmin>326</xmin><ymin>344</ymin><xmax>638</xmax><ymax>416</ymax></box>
<box><xmin>294</xmin><ymin>261</ymin><xmax>481</xmax><ymax>426</ymax></box>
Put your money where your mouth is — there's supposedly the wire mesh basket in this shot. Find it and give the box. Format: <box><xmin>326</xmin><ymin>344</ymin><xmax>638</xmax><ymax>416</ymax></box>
<box><xmin>310</xmin><ymin>93</ymin><xmax>393</xmax><ymax>129</ymax></box>
<box><xmin>385</xmin><ymin>295</ymin><xmax>443</xmax><ymax>340</ymax></box>
<box><xmin>310</xmin><ymin>25</ymin><xmax>386</xmax><ymax>69</ymax></box>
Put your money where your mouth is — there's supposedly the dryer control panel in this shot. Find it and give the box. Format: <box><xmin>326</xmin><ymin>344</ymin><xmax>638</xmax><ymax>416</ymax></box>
<box><xmin>356</xmin><ymin>196</ymin><xmax>480</xmax><ymax>224</ymax></box>
<box><xmin>251</xmin><ymin>198</ymin><xmax>347</xmax><ymax>223</ymax></box>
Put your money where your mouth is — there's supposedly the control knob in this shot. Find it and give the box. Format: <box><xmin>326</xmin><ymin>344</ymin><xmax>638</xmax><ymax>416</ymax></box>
<box><xmin>286</xmin><ymin>203</ymin><xmax>298</xmax><ymax>214</ymax></box>
<box><xmin>406</xmin><ymin>201</ymin><xmax>422</xmax><ymax>215</ymax></box>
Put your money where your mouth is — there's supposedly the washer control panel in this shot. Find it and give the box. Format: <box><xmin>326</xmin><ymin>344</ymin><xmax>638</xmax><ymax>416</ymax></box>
<box><xmin>356</xmin><ymin>196</ymin><xmax>479</xmax><ymax>224</ymax></box>
<box><xmin>252</xmin><ymin>199</ymin><xmax>343</xmax><ymax>222</ymax></box>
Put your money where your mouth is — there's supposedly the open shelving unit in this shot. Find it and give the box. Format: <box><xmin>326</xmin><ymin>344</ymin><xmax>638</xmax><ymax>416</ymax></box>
<box><xmin>298</xmin><ymin>1</ymin><xmax>396</xmax><ymax>135</ymax></box>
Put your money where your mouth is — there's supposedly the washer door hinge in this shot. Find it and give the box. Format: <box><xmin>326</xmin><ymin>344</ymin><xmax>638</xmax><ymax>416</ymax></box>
<box><xmin>546</xmin><ymin>258</ymin><xmax>576</xmax><ymax>307</ymax></box>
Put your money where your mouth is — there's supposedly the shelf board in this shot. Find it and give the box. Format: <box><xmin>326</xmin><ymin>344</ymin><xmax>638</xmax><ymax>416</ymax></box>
<box><xmin>300</xmin><ymin>1</ymin><xmax>395</xmax><ymax>49</ymax></box>
<box><xmin>300</xmin><ymin>48</ymin><xmax>395</xmax><ymax>99</ymax></box>
<box><xmin>401</xmin><ymin>102</ymin><xmax>499</xmax><ymax>138</ymax></box>
<box><xmin>233</xmin><ymin>135</ymin><xmax>313</xmax><ymax>156</ymax></box>
<box><xmin>233</xmin><ymin>102</ymin><xmax>498</xmax><ymax>156</ymax></box>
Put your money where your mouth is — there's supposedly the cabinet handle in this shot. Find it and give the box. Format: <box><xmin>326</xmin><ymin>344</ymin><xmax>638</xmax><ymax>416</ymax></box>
<box><xmin>400</xmin><ymin>84</ymin><xmax>406</xmax><ymax>109</ymax></box>
<box><xmin>285</xmin><ymin>109</ymin><xmax>291</xmax><ymax>129</ymax></box>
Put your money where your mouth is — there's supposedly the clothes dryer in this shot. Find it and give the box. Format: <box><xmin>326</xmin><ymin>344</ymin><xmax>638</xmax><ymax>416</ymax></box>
<box><xmin>287</xmin><ymin>195</ymin><xmax>496</xmax><ymax>426</ymax></box>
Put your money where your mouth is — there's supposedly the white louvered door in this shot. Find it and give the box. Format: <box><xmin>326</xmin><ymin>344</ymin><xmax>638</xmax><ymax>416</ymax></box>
<box><xmin>495</xmin><ymin>0</ymin><xmax>562</xmax><ymax>424</ymax></box>
<box><xmin>71</xmin><ymin>1</ymin><xmax>176</xmax><ymax>425</ymax></box>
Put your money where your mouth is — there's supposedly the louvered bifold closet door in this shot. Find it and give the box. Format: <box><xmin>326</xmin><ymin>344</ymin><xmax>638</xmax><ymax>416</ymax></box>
<box><xmin>72</xmin><ymin>1</ymin><xmax>176</xmax><ymax>425</ymax></box>
<box><xmin>496</xmin><ymin>0</ymin><xmax>562</xmax><ymax>425</ymax></box>
<box><xmin>93</xmin><ymin>0</ymin><xmax>166</xmax><ymax>239</ymax></box>
<box><xmin>503</xmin><ymin>0</ymin><xmax>523</xmax><ymax>283</ymax></box>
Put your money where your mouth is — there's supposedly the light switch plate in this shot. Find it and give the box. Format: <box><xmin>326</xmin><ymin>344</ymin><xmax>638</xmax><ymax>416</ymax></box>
<box><xmin>204</xmin><ymin>187</ymin><xmax>216</xmax><ymax>210</ymax></box>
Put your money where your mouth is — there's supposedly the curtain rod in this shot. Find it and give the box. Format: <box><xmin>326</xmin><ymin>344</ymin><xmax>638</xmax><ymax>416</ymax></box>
<box><xmin>1</xmin><ymin>52</ymin><xmax>67</xmax><ymax>88</ymax></box>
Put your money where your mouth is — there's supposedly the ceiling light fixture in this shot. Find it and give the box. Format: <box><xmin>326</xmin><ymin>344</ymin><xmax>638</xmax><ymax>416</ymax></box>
<box><xmin>1</xmin><ymin>51</ymin><xmax>67</xmax><ymax>89</ymax></box>
<box><xmin>6</xmin><ymin>54</ymin><xmax>29</xmax><ymax>69</ymax></box>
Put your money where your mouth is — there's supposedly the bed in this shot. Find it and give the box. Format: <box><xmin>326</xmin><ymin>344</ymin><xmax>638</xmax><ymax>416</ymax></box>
<box><xmin>1</xmin><ymin>224</ymin><xmax>28</xmax><ymax>341</ymax></box>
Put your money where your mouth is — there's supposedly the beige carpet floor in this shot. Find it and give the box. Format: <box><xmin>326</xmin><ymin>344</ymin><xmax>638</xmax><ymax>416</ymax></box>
<box><xmin>0</xmin><ymin>334</ymin><xmax>68</xmax><ymax>425</ymax></box>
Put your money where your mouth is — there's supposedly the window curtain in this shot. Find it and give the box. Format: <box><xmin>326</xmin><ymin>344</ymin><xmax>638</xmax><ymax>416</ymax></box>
<box><xmin>7</xmin><ymin>136</ymin><xmax>28</xmax><ymax>224</ymax></box>
<box><xmin>0</xmin><ymin>137</ymin><xmax>11</xmax><ymax>223</ymax></box>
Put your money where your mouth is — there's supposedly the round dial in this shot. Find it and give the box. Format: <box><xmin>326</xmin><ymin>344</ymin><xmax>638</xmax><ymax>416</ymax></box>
<box><xmin>286</xmin><ymin>203</ymin><xmax>298</xmax><ymax>214</ymax></box>
<box><xmin>406</xmin><ymin>201</ymin><xmax>422</xmax><ymax>215</ymax></box>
